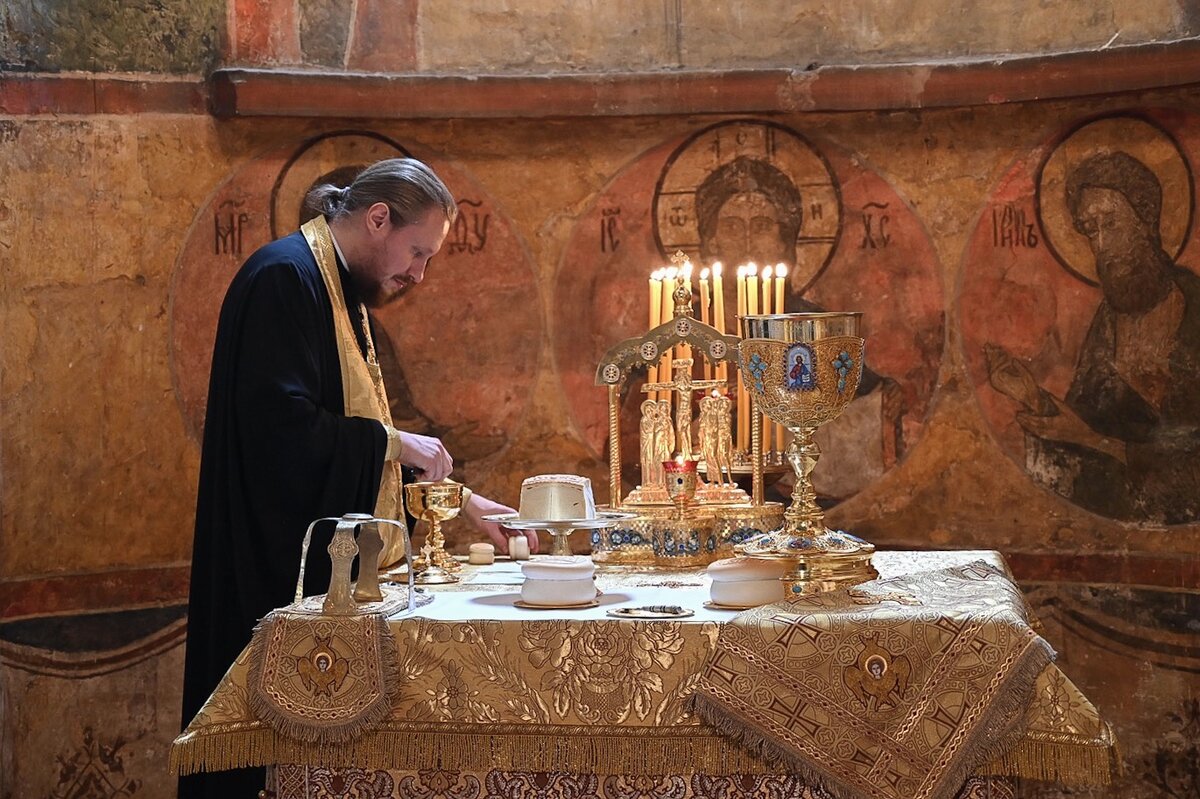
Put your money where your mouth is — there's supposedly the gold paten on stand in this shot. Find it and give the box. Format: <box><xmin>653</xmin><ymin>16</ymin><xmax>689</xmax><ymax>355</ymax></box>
<box><xmin>594</xmin><ymin>256</ymin><xmax>784</xmax><ymax>566</ymax></box>
<box><xmin>736</xmin><ymin>313</ymin><xmax>878</xmax><ymax>595</ymax></box>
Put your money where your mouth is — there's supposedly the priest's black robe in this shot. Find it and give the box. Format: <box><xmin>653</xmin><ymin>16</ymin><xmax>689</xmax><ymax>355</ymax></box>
<box><xmin>180</xmin><ymin>232</ymin><xmax>388</xmax><ymax>799</ymax></box>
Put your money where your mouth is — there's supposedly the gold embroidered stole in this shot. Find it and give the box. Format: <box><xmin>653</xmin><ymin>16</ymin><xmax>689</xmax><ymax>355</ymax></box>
<box><xmin>300</xmin><ymin>217</ymin><xmax>404</xmax><ymax>547</ymax></box>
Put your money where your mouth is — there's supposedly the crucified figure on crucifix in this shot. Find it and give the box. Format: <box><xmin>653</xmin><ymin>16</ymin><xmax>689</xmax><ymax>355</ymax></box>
<box><xmin>642</xmin><ymin>358</ymin><xmax>725</xmax><ymax>461</ymax></box>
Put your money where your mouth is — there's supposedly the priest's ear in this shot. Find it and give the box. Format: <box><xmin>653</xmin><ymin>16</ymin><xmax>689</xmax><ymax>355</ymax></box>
<box><xmin>364</xmin><ymin>202</ymin><xmax>393</xmax><ymax>233</ymax></box>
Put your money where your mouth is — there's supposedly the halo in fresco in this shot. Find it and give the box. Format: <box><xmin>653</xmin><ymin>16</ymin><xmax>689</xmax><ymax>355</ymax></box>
<box><xmin>961</xmin><ymin>110</ymin><xmax>1200</xmax><ymax>526</ymax></box>
<box><xmin>653</xmin><ymin>119</ymin><xmax>842</xmax><ymax>292</ymax></box>
<box><xmin>1036</xmin><ymin>115</ymin><xmax>1193</xmax><ymax>285</ymax></box>
<box><xmin>171</xmin><ymin>131</ymin><xmax>541</xmax><ymax>497</ymax></box>
<box><xmin>270</xmin><ymin>130</ymin><xmax>411</xmax><ymax>238</ymax></box>
<box><xmin>556</xmin><ymin>120</ymin><xmax>943</xmax><ymax>507</ymax></box>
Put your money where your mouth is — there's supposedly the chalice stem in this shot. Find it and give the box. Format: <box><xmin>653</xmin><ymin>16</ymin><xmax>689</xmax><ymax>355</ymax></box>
<box><xmin>784</xmin><ymin>428</ymin><xmax>825</xmax><ymax>535</ymax></box>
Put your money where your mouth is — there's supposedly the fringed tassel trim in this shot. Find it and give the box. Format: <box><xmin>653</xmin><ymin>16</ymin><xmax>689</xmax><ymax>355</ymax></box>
<box><xmin>170</xmin><ymin>721</ymin><xmax>1121</xmax><ymax>788</ymax></box>
<box><xmin>981</xmin><ymin>722</ymin><xmax>1122</xmax><ymax>786</ymax></box>
<box><xmin>170</xmin><ymin>727</ymin><xmax>774</xmax><ymax>777</ymax></box>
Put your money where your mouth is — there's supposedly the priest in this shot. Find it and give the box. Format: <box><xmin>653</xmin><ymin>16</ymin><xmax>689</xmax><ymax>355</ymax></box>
<box><xmin>180</xmin><ymin>158</ymin><xmax>537</xmax><ymax>799</ymax></box>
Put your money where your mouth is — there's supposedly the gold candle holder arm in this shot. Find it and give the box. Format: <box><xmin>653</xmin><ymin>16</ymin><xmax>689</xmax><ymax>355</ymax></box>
<box><xmin>751</xmin><ymin>399</ymin><xmax>764</xmax><ymax>505</ymax></box>
<box><xmin>608</xmin><ymin>384</ymin><xmax>622</xmax><ymax>507</ymax></box>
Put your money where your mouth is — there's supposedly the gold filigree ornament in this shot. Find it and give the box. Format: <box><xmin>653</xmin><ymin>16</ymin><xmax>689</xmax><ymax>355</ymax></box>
<box><xmin>736</xmin><ymin>313</ymin><xmax>878</xmax><ymax>595</ymax></box>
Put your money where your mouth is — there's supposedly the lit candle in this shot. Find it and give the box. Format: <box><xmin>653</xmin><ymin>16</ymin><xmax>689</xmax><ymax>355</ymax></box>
<box><xmin>775</xmin><ymin>263</ymin><xmax>787</xmax><ymax>314</ymax></box>
<box><xmin>699</xmin><ymin>268</ymin><xmax>712</xmax><ymax>380</ymax></box>
<box><xmin>736</xmin><ymin>265</ymin><xmax>748</xmax><ymax>452</ymax></box>
<box><xmin>660</xmin><ymin>266</ymin><xmax>677</xmax><ymax>400</ymax></box>
<box><xmin>747</xmin><ymin>263</ymin><xmax>759</xmax><ymax>316</ymax></box>
<box><xmin>773</xmin><ymin>264</ymin><xmax>787</xmax><ymax>454</ymax></box>
<box><xmin>760</xmin><ymin>266</ymin><xmax>773</xmax><ymax>451</ymax></box>
<box><xmin>712</xmin><ymin>262</ymin><xmax>727</xmax><ymax>381</ymax></box>
<box><xmin>648</xmin><ymin>269</ymin><xmax>662</xmax><ymax>388</ymax></box>
<box><xmin>662</xmin><ymin>267</ymin><xmax>678</xmax><ymax>321</ymax></box>
<box><xmin>761</xmin><ymin>265</ymin><xmax>773</xmax><ymax>315</ymax></box>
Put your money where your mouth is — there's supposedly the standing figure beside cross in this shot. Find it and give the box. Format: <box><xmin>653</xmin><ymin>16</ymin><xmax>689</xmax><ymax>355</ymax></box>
<box><xmin>642</xmin><ymin>358</ymin><xmax>725</xmax><ymax>461</ymax></box>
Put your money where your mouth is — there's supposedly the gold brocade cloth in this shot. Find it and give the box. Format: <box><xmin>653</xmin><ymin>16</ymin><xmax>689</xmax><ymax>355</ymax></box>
<box><xmin>172</xmin><ymin>554</ymin><xmax>1119</xmax><ymax>788</ymax></box>
<box><xmin>692</xmin><ymin>563</ymin><xmax>1055</xmax><ymax>799</ymax></box>
<box><xmin>247</xmin><ymin>589</ymin><xmax>432</xmax><ymax>744</ymax></box>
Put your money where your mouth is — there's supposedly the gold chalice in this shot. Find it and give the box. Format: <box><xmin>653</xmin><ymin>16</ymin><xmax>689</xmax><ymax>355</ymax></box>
<box><xmin>737</xmin><ymin>313</ymin><xmax>878</xmax><ymax>595</ymax></box>
<box><xmin>405</xmin><ymin>480</ymin><xmax>464</xmax><ymax>585</ymax></box>
<box><xmin>662</xmin><ymin>458</ymin><xmax>699</xmax><ymax>520</ymax></box>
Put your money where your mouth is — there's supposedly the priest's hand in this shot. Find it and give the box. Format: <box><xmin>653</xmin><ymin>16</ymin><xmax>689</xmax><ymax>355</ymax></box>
<box><xmin>397</xmin><ymin>431</ymin><xmax>454</xmax><ymax>481</ymax></box>
<box><xmin>463</xmin><ymin>493</ymin><xmax>540</xmax><ymax>555</ymax></box>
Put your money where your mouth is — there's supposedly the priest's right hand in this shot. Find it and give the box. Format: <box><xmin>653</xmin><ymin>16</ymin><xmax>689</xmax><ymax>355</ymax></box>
<box><xmin>397</xmin><ymin>431</ymin><xmax>454</xmax><ymax>481</ymax></box>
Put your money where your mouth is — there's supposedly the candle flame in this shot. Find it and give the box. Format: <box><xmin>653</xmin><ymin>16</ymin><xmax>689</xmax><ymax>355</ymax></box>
<box><xmin>776</xmin><ymin>264</ymin><xmax>788</xmax><ymax>278</ymax></box>
<box><xmin>762</xmin><ymin>265</ymin><xmax>774</xmax><ymax>279</ymax></box>
<box><xmin>746</xmin><ymin>261</ymin><xmax>758</xmax><ymax>273</ymax></box>
<box><xmin>665</xmin><ymin>266</ymin><xmax>678</xmax><ymax>279</ymax></box>
<box><xmin>712</xmin><ymin>262</ymin><xmax>723</xmax><ymax>277</ymax></box>
<box><xmin>700</xmin><ymin>267</ymin><xmax>710</xmax><ymax>279</ymax></box>
<box><xmin>683</xmin><ymin>262</ymin><xmax>693</xmax><ymax>279</ymax></box>
<box><xmin>651</xmin><ymin>268</ymin><xmax>662</xmax><ymax>280</ymax></box>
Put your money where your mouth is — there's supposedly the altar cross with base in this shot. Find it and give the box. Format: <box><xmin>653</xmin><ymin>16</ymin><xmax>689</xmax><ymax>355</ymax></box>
<box><xmin>643</xmin><ymin>357</ymin><xmax>725</xmax><ymax>460</ymax></box>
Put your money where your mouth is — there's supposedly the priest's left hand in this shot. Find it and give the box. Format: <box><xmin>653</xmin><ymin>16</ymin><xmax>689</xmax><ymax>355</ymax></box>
<box><xmin>463</xmin><ymin>493</ymin><xmax>540</xmax><ymax>555</ymax></box>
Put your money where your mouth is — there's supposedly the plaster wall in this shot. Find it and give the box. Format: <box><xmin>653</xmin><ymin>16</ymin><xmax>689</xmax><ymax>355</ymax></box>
<box><xmin>2</xmin><ymin>2</ymin><xmax>1199</xmax><ymax>799</ymax></box>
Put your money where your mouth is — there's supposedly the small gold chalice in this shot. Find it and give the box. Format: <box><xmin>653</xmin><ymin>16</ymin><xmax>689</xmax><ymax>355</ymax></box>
<box><xmin>405</xmin><ymin>480</ymin><xmax>465</xmax><ymax>585</ymax></box>
<box><xmin>662</xmin><ymin>458</ymin><xmax>699</xmax><ymax>520</ymax></box>
<box><xmin>737</xmin><ymin>312</ymin><xmax>878</xmax><ymax>595</ymax></box>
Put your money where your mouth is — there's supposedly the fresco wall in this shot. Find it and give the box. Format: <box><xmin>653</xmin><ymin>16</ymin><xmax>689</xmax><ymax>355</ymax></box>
<box><xmin>2</xmin><ymin>3</ymin><xmax>1199</xmax><ymax>799</ymax></box>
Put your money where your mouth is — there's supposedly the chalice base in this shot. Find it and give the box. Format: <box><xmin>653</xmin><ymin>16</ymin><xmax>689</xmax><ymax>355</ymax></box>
<box><xmin>782</xmin><ymin>551</ymin><xmax>878</xmax><ymax>596</ymax></box>
<box><xmin>414</xmin><ymin>563</ymin><xmax>459</xmax><ymax>585</ymax></box>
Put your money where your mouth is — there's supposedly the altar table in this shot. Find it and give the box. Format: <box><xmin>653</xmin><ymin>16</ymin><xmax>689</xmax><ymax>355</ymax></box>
<box><xmin>172</xmin><ymin>551</ymin><xmax>1119</xmax><ymax>799</ymax></box>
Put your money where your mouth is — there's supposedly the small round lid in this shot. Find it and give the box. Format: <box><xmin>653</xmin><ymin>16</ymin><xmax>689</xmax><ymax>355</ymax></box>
<box><xmin>520</xmin><ymin>555</ymin><xmax>596</xmax><ymax>581</ymax></box>
<box><xmin>707</xmin><ymin>557</ymin><xmax>789</xmax><ymax>581</ymax></box>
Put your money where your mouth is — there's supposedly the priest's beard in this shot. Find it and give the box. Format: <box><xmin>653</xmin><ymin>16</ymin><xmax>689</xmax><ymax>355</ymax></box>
<box><xmin>350</xmin><ymin>272</ymin><xmax>415</xmax><ymax>310</ymax></box>
<box><xmin>1095</xmin><ymin>239</ymin><xmax>1175</xmax><ymax>315</ymax></box>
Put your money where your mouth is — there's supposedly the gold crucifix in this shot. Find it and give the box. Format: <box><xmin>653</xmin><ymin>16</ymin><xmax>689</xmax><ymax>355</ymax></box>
<box><xmin>643</xmin><ymin>358</ymin><xmax>725</xmax><ymax>460</ymax></box>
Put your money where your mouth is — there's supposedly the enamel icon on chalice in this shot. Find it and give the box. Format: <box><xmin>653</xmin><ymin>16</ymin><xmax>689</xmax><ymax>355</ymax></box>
<box><xmin>736</xmin><ymin>312</ymin><xmax>878</xmax><ymax>595</ymax></box>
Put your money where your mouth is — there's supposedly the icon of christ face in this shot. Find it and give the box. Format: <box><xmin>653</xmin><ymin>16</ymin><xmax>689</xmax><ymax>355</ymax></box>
<box><xmin>712</xmin><ymin>191</ymin><xmax>789</xmax><ymax>267</ymax></box>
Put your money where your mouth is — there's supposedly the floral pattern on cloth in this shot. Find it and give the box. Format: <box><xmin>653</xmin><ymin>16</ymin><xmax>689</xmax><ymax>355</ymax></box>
<box><xmin>172</xmin><ymin>553</ymin><xmax>1117</xmax><ymax>787</ymax></box>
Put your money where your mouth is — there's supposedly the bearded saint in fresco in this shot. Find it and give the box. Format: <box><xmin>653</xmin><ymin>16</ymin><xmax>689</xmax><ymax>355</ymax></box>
<box><xmin>694</xmin><ymin>156</ymin><xmax>906</xmax><ymax>498</ymax></box>
<box><xmin>987</xmin><ymin>151</ymin><xmax>1200</xmax><ymax>523</ymax></box>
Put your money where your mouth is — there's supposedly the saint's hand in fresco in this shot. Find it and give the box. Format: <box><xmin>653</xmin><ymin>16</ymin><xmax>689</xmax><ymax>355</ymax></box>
<box><xmin>987</xmin><ymin>152</ymin><xmax>1200</xmax><ymax>523</ymax></box>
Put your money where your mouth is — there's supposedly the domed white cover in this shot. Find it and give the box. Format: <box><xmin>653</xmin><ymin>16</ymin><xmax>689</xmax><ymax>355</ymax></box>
<box><xmin>521</xmin><ymin>577</ymin><xmax>596</xmax><ymax>606</ymax></box>
<box><xmin>520</xmin><ymin>555</ymin><xmax>596</xmax><ymax>581</ymax></box>
<box><xmin>707</xmin><ymin>557</ymin><xmax>788</xmax><ymax>582</ymax></box>
<box><xmin>708</xmin><ymin>557</ymin><xmax>786</xmax><ymax>607</ymax></box>
<box><xmin>710</xmin><ymin>579</ymin><xmax>783</xmax><ymax>607</ymax></box>
<box><xmin>518</xmin><ymin>474</ymin><xmax>597</xmax><ymax>520</ymax></box>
